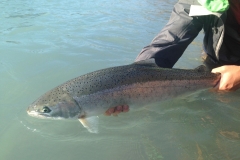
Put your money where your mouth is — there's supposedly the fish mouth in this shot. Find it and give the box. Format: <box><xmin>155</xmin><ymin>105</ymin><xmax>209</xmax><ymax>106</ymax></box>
<box><xmin>27</xmin><ymin>110</ymin><xmax>38</xmax><ymax>116</ymax></box>
<box><xmin>27</xmin><ymin>110</ymin><xmax>64</xmax><ymax>120</ymax></box>
<box><xmin>27</xmin><ymin>110</ymin><xmax>50</xmax><ymax>119</ymax></box>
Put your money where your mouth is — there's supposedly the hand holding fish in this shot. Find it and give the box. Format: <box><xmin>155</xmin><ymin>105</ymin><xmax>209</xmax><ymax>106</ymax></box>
<box><xmin>212</xmin><ymin>65</ymin><xmax>240</xmax><ymax>91</ymax></box>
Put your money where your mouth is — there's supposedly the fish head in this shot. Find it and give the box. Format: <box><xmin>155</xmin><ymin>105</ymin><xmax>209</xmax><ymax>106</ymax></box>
<box><xmin>27</xmin><ymin>88</ymin><xmax>81</xmax><ymax>120</ymax></box>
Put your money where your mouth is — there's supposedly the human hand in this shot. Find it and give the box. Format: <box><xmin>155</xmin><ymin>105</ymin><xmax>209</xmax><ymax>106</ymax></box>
<box><xmin>211</xmin><ymin>65</ymin><xmax>240</xmax><ymax>91</ymax></box>
<box><xmin>105</xmin><ymin>105</ymin><xmax>129</xmax><ymax>116</ymax></box>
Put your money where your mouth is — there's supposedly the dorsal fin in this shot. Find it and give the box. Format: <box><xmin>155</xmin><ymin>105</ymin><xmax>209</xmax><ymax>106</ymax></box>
<box><xmin>133</xmin><ymin>59</ymin><xmax>159</xmax><ymax>68</ymax></box>
<box><xmin>194</xmin><ymin>65</ymin><xmax>208</xmax><ymax>72</ymax></box>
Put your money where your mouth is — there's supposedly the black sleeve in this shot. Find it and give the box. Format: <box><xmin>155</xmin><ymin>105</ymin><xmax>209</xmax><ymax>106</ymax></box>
<box><xmin>135</xmin><ymin>1</ymin><xmax>204</xmax><ymax>68</ymax></box>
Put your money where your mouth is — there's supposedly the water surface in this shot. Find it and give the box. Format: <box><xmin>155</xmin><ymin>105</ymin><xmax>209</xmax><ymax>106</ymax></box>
<box><xmin>1</xmin><ymin>0</ymin><xmax>240</xmax><ymax>159</ymax></box>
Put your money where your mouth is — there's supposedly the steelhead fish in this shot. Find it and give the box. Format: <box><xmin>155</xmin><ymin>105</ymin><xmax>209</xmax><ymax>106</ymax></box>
<box><xmin>27</xmin><ymin>59</ymin><xmax>220</xmax><ymax>133</ymax></box>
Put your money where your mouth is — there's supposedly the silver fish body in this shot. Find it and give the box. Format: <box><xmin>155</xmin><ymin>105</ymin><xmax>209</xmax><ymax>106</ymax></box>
<box><xmin>27</xmin><ymin>60</ymin><xmax>220</xmax><ymax>133</ymax></box>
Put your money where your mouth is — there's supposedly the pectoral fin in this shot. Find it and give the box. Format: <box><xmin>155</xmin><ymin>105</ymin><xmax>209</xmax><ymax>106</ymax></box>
<box><xmin>78</xmin><ymin>116</ymin><xmax>99</xmax><ymax>133</ymax></box>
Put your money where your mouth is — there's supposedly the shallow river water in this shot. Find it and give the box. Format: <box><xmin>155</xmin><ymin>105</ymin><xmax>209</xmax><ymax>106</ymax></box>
<box><xmin>1</xmin><ymin>0</ymin><xmax>240</xmax><ymax>159</ymax></box>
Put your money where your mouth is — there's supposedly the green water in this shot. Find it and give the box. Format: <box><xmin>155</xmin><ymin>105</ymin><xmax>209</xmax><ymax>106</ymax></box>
<box><xmin>1</xmin><ymin>0</ymin><xmax>240</xmax><ymax>159</ymax></box>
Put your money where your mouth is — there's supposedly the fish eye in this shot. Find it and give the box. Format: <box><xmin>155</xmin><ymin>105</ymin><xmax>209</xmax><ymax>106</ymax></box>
<box><xmin>42</xmin><ymin>106</ymin><xmax>51</xmax><ymax>113</ymax></box>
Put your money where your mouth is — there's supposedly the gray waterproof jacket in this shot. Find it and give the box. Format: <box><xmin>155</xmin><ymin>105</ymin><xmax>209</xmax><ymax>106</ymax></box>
<box><xmin>135</xmin><ymin>0</ymin><xmax>239</xmax><ymax>68</ymax></box>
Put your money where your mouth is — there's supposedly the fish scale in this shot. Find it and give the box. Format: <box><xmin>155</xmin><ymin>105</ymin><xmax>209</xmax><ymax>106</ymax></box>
<box><xmin>27</xmin><ymin>60</ymin><xmax>221</xmax><ymax>133</ymax></box>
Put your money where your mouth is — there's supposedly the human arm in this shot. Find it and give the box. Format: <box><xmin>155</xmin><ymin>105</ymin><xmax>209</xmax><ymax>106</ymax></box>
<box><xmin>135</xmin><ymin>1</ymin><xmax>204</xmax><ymax>68</ymax></box>
<box><xmin>211</xmin><ymin>65</ymin><xmax>240</xmax><ymax>91</ymax></box>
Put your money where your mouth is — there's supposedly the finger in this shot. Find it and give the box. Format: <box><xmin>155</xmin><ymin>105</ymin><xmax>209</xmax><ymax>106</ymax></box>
<box><xmin>218</xmin><ymin>75</ymin><xmax>232</xmax><ymax>91</ymax></box>
<box><xmin>211</xmin><ymin>68</ymin><xmax>218</xmax><ymax>73</ymax></box>
<box><xmin>216</xmin><ymin>77</ymin><xmax>232</xmax><ymax>92</ymax></box>
<box><xmin>211</xmin><ymin>66</ymin><xmax>224</xmax><ymax>73</ymax></box>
